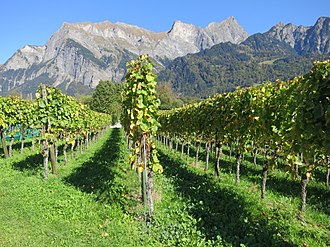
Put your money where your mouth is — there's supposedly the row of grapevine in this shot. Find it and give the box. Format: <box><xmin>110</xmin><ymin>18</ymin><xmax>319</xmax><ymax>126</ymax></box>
<box><xmin>0</xmin><ymin>96</ymin><xmax>35</xmax><ymax>158</ymax></box>
<box><xmin>158</xmin><ymin>60</ymin><xmax>330</xmax><ymax>216</ymax></box>
<box><xmin>122</xmin><ymin>55</ymin><xmax>162</xmax><ymax>219</ymax></box>
<box><xmin>0</xmin><ymin>85</ymin><xmax>112</xmax><ymax>177</ymax></box>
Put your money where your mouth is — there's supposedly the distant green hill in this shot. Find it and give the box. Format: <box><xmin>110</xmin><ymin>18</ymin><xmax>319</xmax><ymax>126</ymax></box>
<box><xmin>158</xmin><ymin>33</ymin><xmax>330</xmax><ymax>97</ymax></box>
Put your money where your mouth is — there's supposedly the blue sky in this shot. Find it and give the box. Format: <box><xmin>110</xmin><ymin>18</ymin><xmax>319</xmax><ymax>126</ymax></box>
<box><xmin>0</xmin><ymin>0</ymin><xmax>329</xmax><ymax>64</ymax></box>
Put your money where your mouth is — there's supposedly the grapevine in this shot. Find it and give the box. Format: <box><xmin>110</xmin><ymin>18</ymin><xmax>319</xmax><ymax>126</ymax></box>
<box><xmin>122</xmin><ymin>54</ymin><xmax>161</xmax><ymax>218</ymax></box>
<box><xmin>158</xmin><ymin>60</ymin><xmax>330</xmax><ymax>216</ymax></box>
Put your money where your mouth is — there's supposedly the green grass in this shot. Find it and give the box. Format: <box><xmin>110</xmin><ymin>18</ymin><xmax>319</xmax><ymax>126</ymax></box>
<box><xmin>151</xmin><ymin>143</ymin><xmax>330</xmax><ymax>247</ymax></box>
<box><xmin>0</xmin><ymin>129</ymin><xmax>154</xmax><ymax>246</ymax></box>
<box><xmin>1</xmin><ymin>131</ymin><xmax>329</xmax><ymax>246</ymax></box>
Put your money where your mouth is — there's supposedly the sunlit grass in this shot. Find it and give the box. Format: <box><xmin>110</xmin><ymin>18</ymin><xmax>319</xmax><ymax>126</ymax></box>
<box><xmin>1</xmin><ymin>132</ymin><xmax>328</xmax><ymax>246</ymax></box>
<box><xmin>0</xmin><ymin>129</ymin><xmax>154</xmax><ymax>247</ymax></box>
<box><xmin>152</xmin><ymin>142</ymin><xmax>330</xmax><ymax>246</ymax></box>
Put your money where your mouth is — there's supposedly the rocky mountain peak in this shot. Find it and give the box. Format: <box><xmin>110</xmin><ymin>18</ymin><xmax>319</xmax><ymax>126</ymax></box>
<box><xmin>3</xmin><ymin>16</ymin><xmax>307</xmax><ymax>97</ymax></box>
<box><xmin>205</xmin><ymin>16</ymin><xmax>248</xmax><ymax>44</ymax></box>
<box><xmin>274</xmin><ymin>22</ymin><xmax>286</xmax><ymax>28</ymax></box>
<box><xmin>266</xmin><ymin>22</ymin><xmax>299</xmax><ymax>47</ymax></box>
<box><xmin>162</xmin><ymin>17</ymin><xmax>248</xmax><ymax>56</ymax></box>
<box><xmin>2</xmin><ymin>45</ymin><xmax>45</xmax><ymax>70</ymax></box>
<box><xmin>315</xmin><ymin>16</ymin><xmax>330</xmax><ymax>26</ymax></box>
<box><xmin>300</xmin><ymin>16</ymin><xmax>330</xmax><ymax>54</ymax></box>
<box><xmin>226</xmin><ymin>16</ymin><xmax>236</xmax><ymax>21</ymax></box>
<box><xmin>168</xmin><ymin>20</ymin><xmax>201</xmax><ymax>39</ymax></box>
<box><xmin>221</xmin><ymin>16</ymin><xmax>238</xmax><ymax>25</ymax></box>
<box><xmin>168</xmin><ymin>20</ymin><xmax>200</xmax><ymax>33</ymax></box>
<box><xmin>266</xmin><ymin>16</ymin><xmax>330</xmax><ymax>54</ymax></box>
<box><xmin>269</xmin><ymin>22</ymin><xmax>298</xmax><ymax>33</ymax></box>
<box><xmin>207</xmin><ymin>16</ymin><xmax>240</xmax><ymax>30</ymax></box>
<box><xmin>0</xmin><ymin>16</ymin><xmax>250</xmax><ymax>96</ymax></box>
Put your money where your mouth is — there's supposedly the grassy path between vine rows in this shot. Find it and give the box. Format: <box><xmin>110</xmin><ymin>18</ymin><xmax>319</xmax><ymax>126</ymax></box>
<box><xmin>0</xmin><ymin>128</ymin><xmax>154</xmax><ymax>247</ymax></box>
<box><xmin>153</xmin><ymin>143</ymin><xmax>330</xmax><ymax>246</ymax></box>
<box><xmin>1</xmin><ymin>129</ymin><xmax>329</xmax><ymax>246</ymax></box>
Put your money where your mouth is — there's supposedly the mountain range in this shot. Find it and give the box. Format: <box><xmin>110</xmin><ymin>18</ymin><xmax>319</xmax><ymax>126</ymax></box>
<box><xmin>0</xmin><ymin>16</ymin><xmax>329</xmax><ymax>97</ymax></box>
<box><xmin>159</xmin><ymin>17</ymin><xmax>330</xmax><ymax>96</ymax></box>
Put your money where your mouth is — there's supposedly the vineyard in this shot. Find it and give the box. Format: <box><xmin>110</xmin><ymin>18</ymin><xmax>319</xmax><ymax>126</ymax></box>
<box><xmin>157</xmin><ymin>60</ymin><xmax>330</xmax><ymax>214</ymax></box>
<box><xmin>0</xmin><ymin>85</ymin><xmax>111</xmax><ymax>176</ymax></box>
<box><xmin>0</xmin><ymin>58</ymin><xmax>329</xmax><ymax>246</ymax></box>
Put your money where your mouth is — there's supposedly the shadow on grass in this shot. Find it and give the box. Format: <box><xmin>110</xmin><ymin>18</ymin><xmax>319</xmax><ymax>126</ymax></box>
<box><xmin>11</xmin><ymin>153</ymin><xmax>43</xmax><ymax>175</ymax></box>
<box><xmin>10</xmin><ymin>141</ymin><xmax>66</xmax><ymax>176</ymax></box>
<box><xmin>11</xmin><ymin>139</ymin><xmax>33</xmax><ymax>150</ymax></box>
<box><xmin>9</xmin><ymin>139</ymin><xmax>42</xmax><ymax>175</ymax></box>
<box><xmin>0</xmin><ymin>139</ymin><xmax>34</xmax><ymax>158</ymax></box>
<box><xmin>175</xmin><ymin>142</ymin><xmax>263</xmax><ymax>177</ymax></box>
<box><xmin>162</xmin><ymin>143</ymin><xmax>330</xmax><ymax>222</ymax></box>
<box><xmin>64</xmin><ymin>128</ymin><xmax>131</xmax><ymax>208</ymax></box>
<box><xmin>158</xmin><ymin>149</ymin><xmax>297</xmax><ymax>247</ymax></box>
<box><xmin>247</xmin><ymin>173</ymin><xmax>330</xmax><ymax>216</ymax></box>
<box><xmin>175</xmin><ymin>143</ymin><xmax>330</xmax><ymax>215</ymax></box>
<box><xmin>213</xmin><ymin>155</ymin><xmax>330</xmax><ymax>217</ymax></box>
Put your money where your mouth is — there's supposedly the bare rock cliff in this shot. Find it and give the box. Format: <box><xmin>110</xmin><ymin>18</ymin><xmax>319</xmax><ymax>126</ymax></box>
<box><xmin>0</xmin><ymin>16</ymin><xmax>248</xmax><ymax>96</ymax></box>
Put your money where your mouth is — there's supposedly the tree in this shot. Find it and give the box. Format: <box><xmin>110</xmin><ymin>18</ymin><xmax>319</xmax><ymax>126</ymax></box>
<box><xmin>157</xmin><ymin>82</ymin><xmax>184</xmax><ymax>110</ymax></box>
<box><xmin>74</xmin><ymin>94</ymin><xmax>92</xmax><ymax>106</ymax></box>
<box><xmin>90</xmin><ymin>81</ymin><xmax>123</xmax><ymax>124</ymax></box>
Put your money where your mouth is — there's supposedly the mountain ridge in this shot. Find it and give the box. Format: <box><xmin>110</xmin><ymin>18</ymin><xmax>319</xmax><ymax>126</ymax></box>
<box><xmin>158</xmin><ymin>16</ymin><xmax>330</xmax><ymax>97</ymax></box>
<box><xmin>0</xmin><ymin>16</ymin><xmax>329</xmax><ymax>97</ymax></box>
<box><xmin>0</xmin><ymin>16</ymin><xmax>248</xmax><ymax>96</ymax></box>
